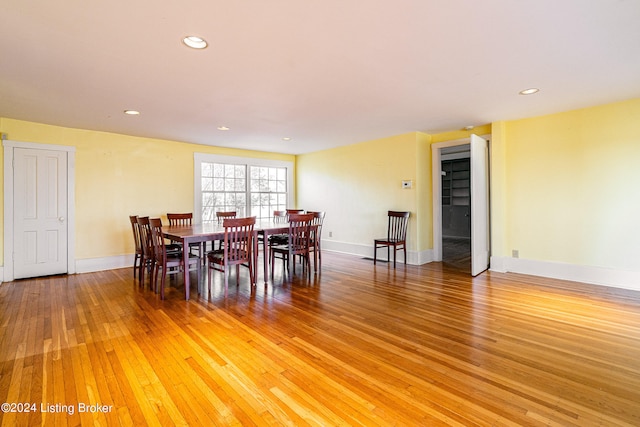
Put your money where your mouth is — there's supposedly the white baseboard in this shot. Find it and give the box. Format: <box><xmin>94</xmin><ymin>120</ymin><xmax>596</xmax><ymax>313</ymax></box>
<box><xmin>75</xmin><ymin>254</ymin><xmax>132</xmax><ymax>274</ymax></box>
<box><xmin>322</xmin><ymin>240</ymin><xmax>433</xmax><ymax>265</ymax></box>
<box><xmin>490</xmin><ymin>256</ymin><xmax>640</xmax><ymax>292</ymax></box>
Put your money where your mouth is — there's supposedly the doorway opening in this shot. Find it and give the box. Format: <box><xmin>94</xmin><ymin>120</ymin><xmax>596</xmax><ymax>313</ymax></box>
<box><xmin>441</xmin><ymin>145</ymin><xmax>471</xmax><ymax>272</ymax></box>
<box><xmin>431</xmin><ymin>135</ymin><xmax>490</xmax><ymax>276</ymax></box>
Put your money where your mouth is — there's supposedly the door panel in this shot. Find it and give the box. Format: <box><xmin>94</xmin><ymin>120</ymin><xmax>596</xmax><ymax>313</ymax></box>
<box><xmin>13</xmin><ymin>148</ymin><xmax>68</xmax><ymax>279</ymax></box>
<box><xmin>470</xmin><ymin>134</ymin><xmax>490</xmax><ymax>276</ymax></box>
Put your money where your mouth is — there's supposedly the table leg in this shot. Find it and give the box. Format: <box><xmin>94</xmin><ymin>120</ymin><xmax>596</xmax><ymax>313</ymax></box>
<box><xmin>183</xmin><ymin>238</ymin><xmax>190</xmax><ymax>300</ymax></box>
<box><xmin>262</xmin><ymin>231</ymin><xmax>269</xmax><ymax>284</ymax></box>
<box><xmin>252</xmin><ymin>232</ymin><xmax>258</xmax><ymax>285</ymax></box>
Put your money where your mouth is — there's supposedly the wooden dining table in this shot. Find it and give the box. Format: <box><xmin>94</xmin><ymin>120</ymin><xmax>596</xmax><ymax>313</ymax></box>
<box><xmin>163</xmin><ymin>219</ymin><xmax>295</xmax><ymax>300</ymax></box>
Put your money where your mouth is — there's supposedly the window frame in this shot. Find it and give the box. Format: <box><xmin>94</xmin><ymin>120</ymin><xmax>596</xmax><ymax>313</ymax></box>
<box><xmin>194</xmin><ymin>153</ymin><xmax>294</xmax><ymax>224</ymax></box>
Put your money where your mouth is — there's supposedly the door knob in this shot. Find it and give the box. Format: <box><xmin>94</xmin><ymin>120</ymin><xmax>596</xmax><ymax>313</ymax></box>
<box><xmin>59</xmin><ymin>217</ymin><xmax>65</xmax><ymax>222</ymax></box>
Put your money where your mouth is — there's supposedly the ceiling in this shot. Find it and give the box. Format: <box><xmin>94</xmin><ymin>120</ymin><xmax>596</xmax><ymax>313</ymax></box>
<box><xmin>2</xmin><ymin>1</ymin><xmax>640</xmax><ymax>155</ymax></box>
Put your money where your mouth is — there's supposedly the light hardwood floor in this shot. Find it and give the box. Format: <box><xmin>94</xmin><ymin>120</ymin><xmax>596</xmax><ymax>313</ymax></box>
<box><xmin>1</xmin><ymin>252</ymin><xmax>639</xmax><ymax>426</ymax></box>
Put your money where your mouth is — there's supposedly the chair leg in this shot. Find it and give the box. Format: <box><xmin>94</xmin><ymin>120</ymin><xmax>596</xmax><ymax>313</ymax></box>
<box><xmin>393</xmin><ymin>244</ymin><xmax>397</xmax><ymax>269</ymax></box>
<box><xmin>373</xmin><ymin>244</ymin><xmax>377</xmax><ymax>265</ymax></box>
<box><xmin>224</xmin><ymin>266</ymin><xmax>229</xmax><ymax>296</ymax></box>
<box><xmin>250</xmin><ymin>257</ymin><xmax>255</xmax><ymax>285</ymax></box>
<box><xmin>207</xmin><ymin>262</ymin><xmax>212</xmax><ymax>297</ymax></box>
<box><xmin>197</xmin><ymin>261</ymin><xmax>201</xmax><ymax>294</ymax></box>
<box><xmin>270</xmin><ymin>251</ymin><xmax>275</xmax><ymax>279</ymax></box>
<box><xmin>160</xmin><ymin>266</ymin><xmax>166</xmax><ymax>300</ymax></box>
<box><xmin>150</xmin><ymin>262</ymin><xmax>156</xmax><ymax>293</ymax></box>
<box><xmin>133</xmin><ymin>254</ymin><xmax>140</xmax><ymax>278</ymax></box>
<box><xmin>313</xmin><ymin>248</ymin><xmax>318</xmax><ymax>273</ymax></box>
<box><xmin>139</xmin><ymin>257</ymin><xmax>145</xmax><ymax>285</ymax></box>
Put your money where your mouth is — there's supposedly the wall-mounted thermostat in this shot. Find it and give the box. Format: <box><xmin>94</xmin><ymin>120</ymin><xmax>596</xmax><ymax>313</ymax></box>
<box><xmin>402</xmin><ymin>180</ymin><xmax>412</xmax><ymax>189</ymax></box>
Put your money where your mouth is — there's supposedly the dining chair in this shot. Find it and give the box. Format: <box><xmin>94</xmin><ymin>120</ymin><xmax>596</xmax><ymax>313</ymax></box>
<box><xmin>285</xmin><ymin>209</ymin><xmax>304</xmax><ymax>218</ymax></box>
<box><xmin>276</xmin><ymin>209</ymin><xmax>302</xmax><ymax>247</ymax></box>
<box><xmin>271</xmin><ymin>213</ymin><xmax>314</xmax><ymax>280</ymax></box>
<box><xmin>207</xmin><ymin>216</ymin><xmax>256</xmax><ymax>295</ymax></box>
<box><xmin>213</xmin><ymin>211</ymin><xmax>237</xmax><ymax>251</ymax></box>
<box><xmin>307</xmin><ymin>211</ymin><xmax>326</xmax><ymax>272</ymax></box>
<box><xmin>129</xmin><ymin>215</ymin><xmax>143</xmax><ymax>279</ymax></box>
<box><xmin>136</xmin><ymin>216</ymin><xmax>154</xmax><ymax>288</ymax></box>
<box><xmin>149</xmin><ymin>218</ymin><xmax>201</xmax><ymax>299</ymax></box>
<box><xmin>167</xmin><ymin>212</ymin><xmax>199</xmax><ymax>257</ymax></box>
<box><xmin>373</xmin><ymin>211</ymin><xmax>410</xmax><ymax>268</ymax></box>
<box><xmin>267</xmin><ymin>210</ymin><xmax>289</xmax><ymax>246</ymax></box>
<box><xmin>215</xmin><ymin>211</ymin><xmax>237</xmax><ymax>224</ymax></box>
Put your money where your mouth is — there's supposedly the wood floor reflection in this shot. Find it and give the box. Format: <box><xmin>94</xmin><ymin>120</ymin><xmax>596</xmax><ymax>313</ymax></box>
<box><xmin>1</xmin><ymin>252</ymin><xmax>639</xmax><ymax>426</ymax></box>
<box><xmin>443</xmin><ymin>236</ymin><xmax>471</xmax><ymax>273</ymax></box>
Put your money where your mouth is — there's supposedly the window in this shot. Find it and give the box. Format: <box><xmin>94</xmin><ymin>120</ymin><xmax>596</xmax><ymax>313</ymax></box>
<box><xmin>195</xmin><ymin>154</ymin><xmax>293</xmax><ymax>223</ymax></box>
<box><xmin>250</xmin><ymin>166</ymin><xmax>288</xmax><ymax>219</ymax></box>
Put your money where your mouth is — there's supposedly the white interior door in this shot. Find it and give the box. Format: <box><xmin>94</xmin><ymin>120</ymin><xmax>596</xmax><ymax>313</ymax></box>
<box><xmin>470</xmin><ymin>134</ymin><xmax>490</xmax><ymax>276</ymax></box>
<box><xmin>13</xmin><ymin>147</ymin><xmax>69</xmax><ymax>279</ymax></box>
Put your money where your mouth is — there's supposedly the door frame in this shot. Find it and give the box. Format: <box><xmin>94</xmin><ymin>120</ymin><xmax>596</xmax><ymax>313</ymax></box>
<box><xmin>3</xmin><ymin>139</ymin><xmax>76</xmax><ymax>282</ymax></box>
<box><xmin>431</xmin><ymin>135</ymin><xmax>490</xmax><ymax>264</ymax></box>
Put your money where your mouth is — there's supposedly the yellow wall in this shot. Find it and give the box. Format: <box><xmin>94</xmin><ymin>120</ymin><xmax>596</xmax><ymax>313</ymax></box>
<box><xmin>430</xmin><ymin>125</ymin><xmax>491</xmax><ymax>144</ymax></box>
<box><xmin>297</xmin><ymin>132</ymin><xmax>429</xmax><ymax>255</ymax></box>
<box><xmin>4</xmin><ymin>97</ymin><xmax>639</xmax><ymax>277</ymax></box>
<box><xmin>0</xmin><ymin>118</ymin><xmax>295</xmax><ymax>261</ymax></box>
<box><xmin>296</xmin><ymin>125</ymin><xmax>493</xmax><ymax>258</ymax></box>
<box><xmin>496</xmin><ymin>98</ymin><xmax>640</xmax><ymax>270</ymax></box>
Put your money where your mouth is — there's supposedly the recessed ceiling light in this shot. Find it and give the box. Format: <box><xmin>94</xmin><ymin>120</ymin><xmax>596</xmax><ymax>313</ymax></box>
<box><xmin>282</xmin><ymin>137</ymin><xmax>292</xmax><ymax>141</ymax></box>
<box><xmin>124</xmin><ymin>110</ymin><xmax>140</xmax><ymax>115</ymax></box>
<box><xmin>217</xmin><ymin>126</ymin><xmax>230</xmax><ymax>131</ymax></box>
<box><xmin>183</xmin><ymin>36</ymin><xmax>208</xmax><ymax>49</ymax></box>
<box><xmin>519</xmin><ymin>88</ymin><xmax>540</xmax><ymax>95</ymax></box>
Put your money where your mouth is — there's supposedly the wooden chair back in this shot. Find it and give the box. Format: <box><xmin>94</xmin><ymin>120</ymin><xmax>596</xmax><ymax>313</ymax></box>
<box><xmin>286</xmin><ymin>209</ymin><xmax>304</xmax><ymax>220</ymax></box>
<box><xmin>208</xmin><ymin>216</ymin><xmax>257</xmax><ymax>293</ymax></box>
<box><xmin>167</xmin><ymin>212</ymin><xmax>192</xmax><ymax>226</ymax></box>
<box><xmin>216</xmin><ymin>211</ymin><xmax>237</xmax><ymax>224</ymax></box>
<box><xmin>273</xmin><ymin>210</ymin><xmax>287</xmax><ymax>223</ymax></box>
<box><xmin>129</xmin><ymin>215</ymin><xmax>142</xmax><ymax>278</ymax></box>
<box><xmin>137</xmin><ymin>217</ymin><xmax>153</xmax><ymax>259</ymax></box>
<box><xmin>387</xmin><ymin>211</ymin><xmax>410</xmax><ymax>242</ymax></box>
<box><xmin>221</xmin><ymin>217</ymin><xmax>256</xmax><ymax>265</ymax></box>
<box><xmin>130</xmin><ymin>215</ymin><xmax>142</xmax><ymax>252</ymax></box>
<box><xmin>287</xmin><ymin>213</ymin><xmax>314</xmax><ymax>254</ymax></box>
<box><xmin>308</xmin><ymin>211</ymin><xmax>325</xmax><ymax>233</ymax></box>
<box><xmin>136</xmin><ymin>216</ymin><xmax>154</xmax><ymax>285</ymax></box>
<box><xmin>149</xmin><ymin>218</ymin><xmax>168</xmax><ymax>265</ymax></box>
<box><xmin>307</xmin><ymin>211</ymin><xmax>326</xmax><ymax>272</ymax></box>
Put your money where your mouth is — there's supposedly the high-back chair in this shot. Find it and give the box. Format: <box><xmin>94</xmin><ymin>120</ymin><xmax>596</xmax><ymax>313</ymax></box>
<box><xmin>271</xmin><ymin>213</ymin><xmax>314</xmax><ymax>280</ymax></box>
<box><xmin>285</xmin><ymin>209</ymin><xmax>304</xmax><ymax>219</ymax></box>
<box><xmin>167</xmin><ymin>212</ymin><xmax>199</xmax><ymax>257</ymax></box>
<box><xmin>267</xmin><ymin>210</ymin><xmax>289</xmax><ymax>247</ymax></box>
<box><xmin>207</xmin><ymin>216</ymin><xmax>256</xmax><ymax>295</ymax></box>
<box><xmin>167</xmin><ymin>212</ymin><xmax>193</xmax><ymax>226</ymax></box>
<box><xmin>213</xmin><ymin>211</ymin><xmax>237</xmax><ymax>251</ymax></box>
<box><xmin>215</xmin><ymin>211</ymin><xmax>237</xmax><ymax>224</ymax></box>
<box><xmin>149</xmin><ymin>218</ymin><xmax>201</xmax><ymax>299</ymax></box>
<box><xmin>129</xmin><ymin>215</ymin><xmax>143</xmax><ymax>279</ymax></box>
<box><xmin>273</xmin><ymin>210</ymin><xmax>287</xmax><ymax>223</ymax></box>
<box><xmin>307</xmin><ymin>211</ymin><xmax>326</xmax><ymax>272</ymax></box>
<box><xmin>373</xmin><ymin>211</ymin><xmax>410</xmax><ymax>268</ymax></box>
<box><xmin>136</xmin><ymin>216</ymin><xmax>154</xmax><ymax>287</ymax></box>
